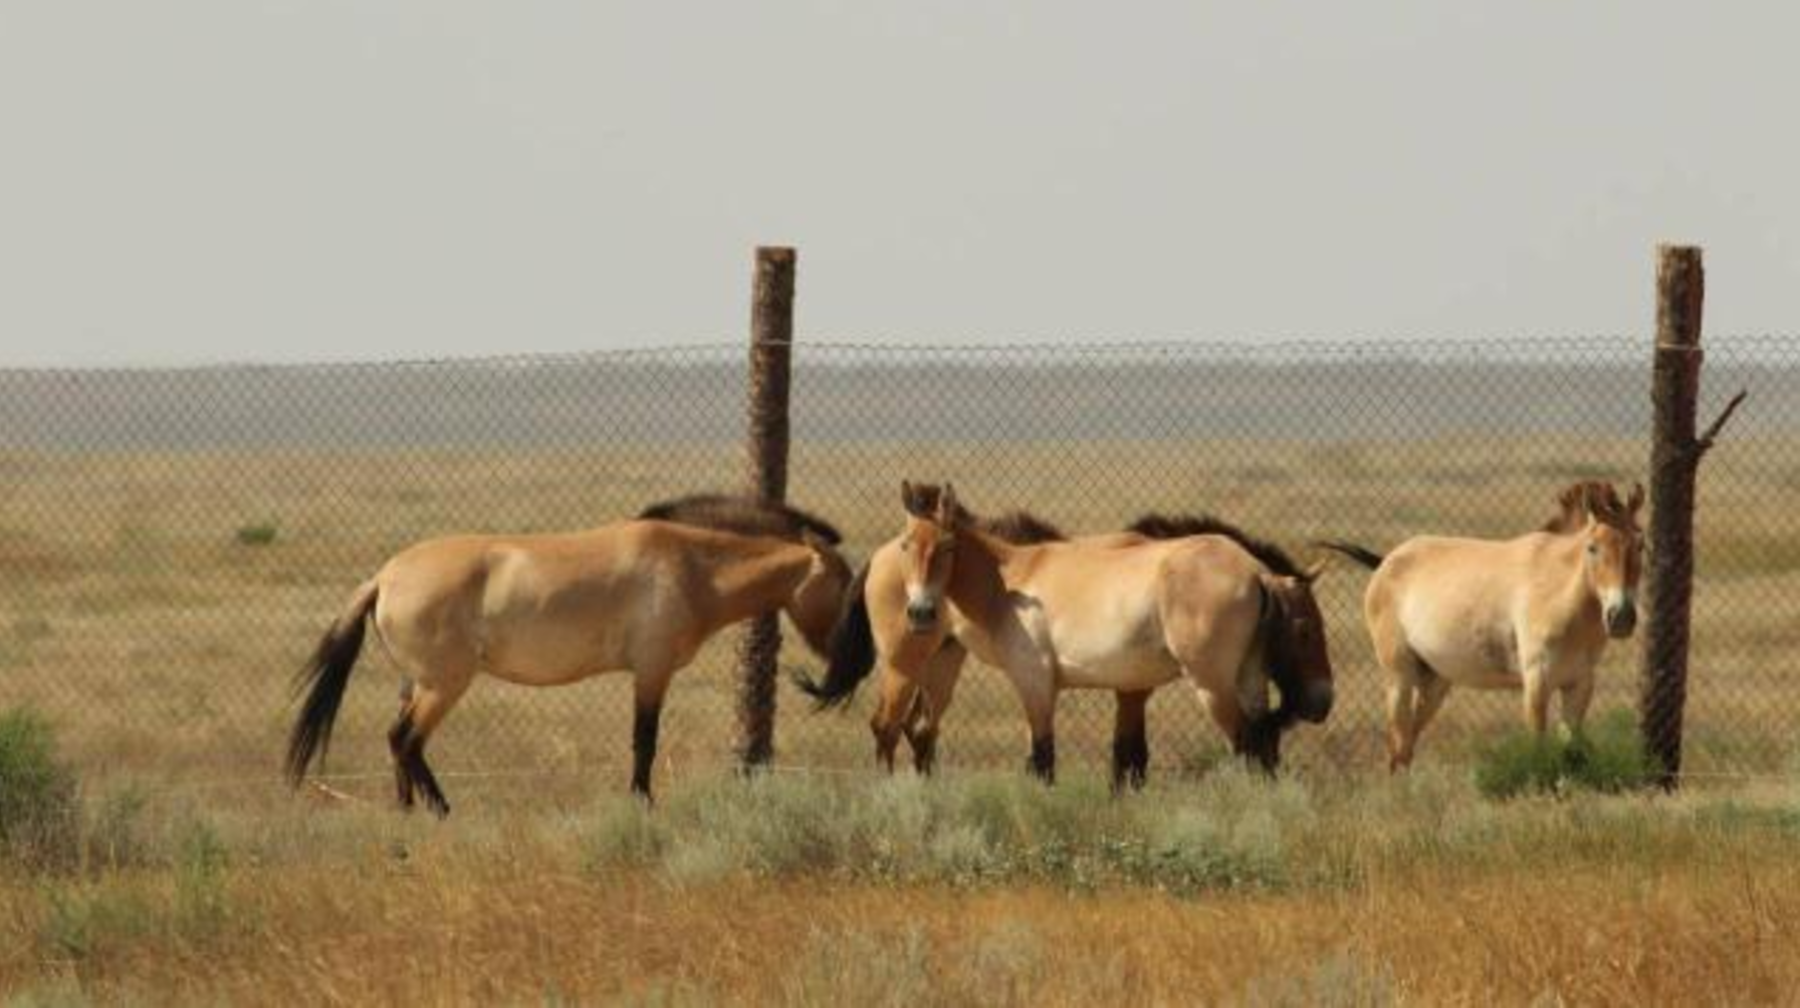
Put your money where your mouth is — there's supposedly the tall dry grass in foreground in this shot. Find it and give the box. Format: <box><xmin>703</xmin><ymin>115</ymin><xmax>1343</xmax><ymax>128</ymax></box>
<box><xmin>2</xmin><ymin>764</ymin><xmax>1797</xmax><ymax>1005</ymax></box>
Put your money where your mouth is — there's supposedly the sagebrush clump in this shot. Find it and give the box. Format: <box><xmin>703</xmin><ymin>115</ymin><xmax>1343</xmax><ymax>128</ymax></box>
<box><xmin>0</xmin><ymin>707</ymin><xmax>80</xmax><ymax>866</ymax></box>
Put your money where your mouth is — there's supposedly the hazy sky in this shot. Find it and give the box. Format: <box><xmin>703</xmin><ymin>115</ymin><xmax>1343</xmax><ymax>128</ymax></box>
<box><xmin>2</xmin><ymin>3</ymin><xmax>1795</xmax><ymax>366</ymax></box>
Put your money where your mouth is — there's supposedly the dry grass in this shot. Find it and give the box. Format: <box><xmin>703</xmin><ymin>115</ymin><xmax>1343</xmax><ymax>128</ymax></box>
<box><xmin>1</xmin><ymin>767</ymin><xmax>1797</xmax><ymax>1005</ymax></box>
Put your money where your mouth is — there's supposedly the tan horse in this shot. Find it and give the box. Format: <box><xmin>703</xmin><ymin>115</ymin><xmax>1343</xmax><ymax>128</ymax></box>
<box><xmin>1320</xmin><ymin>480</ymin><xmax>1644</xmax><ymax>770</ymax></box>
<box><xmin>284</xmin><ymin>495</ymin><xmax>852</xmax><ymax>814</ymax></box>
<box><xmin>805</xmin><ymin>505</ymin><xmax>1165</xmax><ymax>787</ymax></box>
<box><xmin>801</xmin><ymin>483</ymin><xmax>1335</xmax><ymax>781</ymax></box>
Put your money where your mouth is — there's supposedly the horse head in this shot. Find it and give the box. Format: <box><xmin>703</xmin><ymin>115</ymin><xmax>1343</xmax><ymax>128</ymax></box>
<box><xmin>898</xmin><ymin>480</ymin><xmax>963</xmax><ymax>635</ymax></box>
<box><xmin>1260</xmin><ymin>556</ymin><xmax>1336</xmax><ymax>727</ymax></box>
<box><xmin>1551</xmin><ymin>481</ymin><xmax>1645</xmax><ymax>639</ymax></box>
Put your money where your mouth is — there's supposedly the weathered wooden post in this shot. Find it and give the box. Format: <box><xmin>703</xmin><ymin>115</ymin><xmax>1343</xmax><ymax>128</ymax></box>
<box><xmin>736</xmin><ymin>246</ymin><xmax>796</xmax><ymax>770</ymax></box>
<box><xmin>1639</xmin><ymin>244</ymin><xmax>1745</xmax><ymax>789</ymax></box>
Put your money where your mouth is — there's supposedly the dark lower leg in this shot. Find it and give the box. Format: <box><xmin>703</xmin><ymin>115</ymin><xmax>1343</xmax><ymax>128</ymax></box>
<box><xmin>407</xmin><ymin>743</ymin><xmax>450</xmax><ymax>818</ymax></box>
<box><xmin>1111</xmin><ymin>690</ymin><xmax>1151</xmax><ymax>792</ymax></box>
<box><xmin>1027</xmin><ymin>734</ymin><xmax>1056</xmax><ymax>783</ymax></box>
<box><xmin>911</xmin><ymin>727</ymin><xmax>938</xmax><ymax>775</ymax></box>
<box><xmin>388</xmin><ymin>716</ymin><xmax>417</xmax><ymax>809</ymax></box>
<box><xmin>1112</xmin><ymin>731</ymin><xmax>1149</xmax><ymax>792</ymax></box>
<box><xmin>872</xmin><ymin>719</ymin><xmax>903</xmax><ymax>773</ymax></box>
<box><xmin>1239</xmin><ymin>715</ymin><xmax>1282</xmax><ymax>775</ymax></box>
<box><xmin>631</xmin><ymin>704</ymin><xmax>662</xmax><ymax>799</ymax></box>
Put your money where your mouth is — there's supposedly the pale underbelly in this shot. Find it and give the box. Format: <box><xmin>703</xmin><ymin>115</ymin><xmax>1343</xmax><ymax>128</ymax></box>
<box><xmin>1410</xmin><ymin>638</ymin><xmax>1522</xmax><ymax>691</ymax></box>
<box><xmin>1053</xmin><ymin>649</ymin><xmax>1181</xmax><ymax>692</ymax></box>
<box><xmin>478</xmin><ymin>631</ymin><xmax>636</xmax><ymax>687</ymax></box>
<box><xmin>480</xmin><ymin>661</ymin><xmax>630</xmax><ymax>688</ymax></box>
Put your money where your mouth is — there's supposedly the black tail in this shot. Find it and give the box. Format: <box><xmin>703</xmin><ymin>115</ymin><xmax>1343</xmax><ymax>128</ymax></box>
<box><xmin>285</xmin><ymin>580</ymin><xmax>379</xmax><ymax>786</ymax></box>
<box><xmin>791</xmin><ymin>561</ymin><xmax>874</xmax><ymax>711</ymax></box>
<box><xmin>1315</xmin><ymin>540</ymin><xmax>1385</xmax><ymax>571</ymax></box>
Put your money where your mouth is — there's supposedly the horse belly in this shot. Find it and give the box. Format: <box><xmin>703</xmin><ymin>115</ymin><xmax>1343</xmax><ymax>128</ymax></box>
<box><xmin>478</xmin><ymin>572</ymin><xmax>645</xmax><ymax>686</ymax></box>
<box><xmin>1048</xmin><ymin>618</ymin><xmax>1178</xmax><ymax>692</ymax></box>
<box><xmin>482</xmin><ymin>615</ymin><xmax>632</xmax><ymax>686</ymax></box>
<box><xmin>1404</xmin><ymin>615</ymin><xmax>1521</xmax><ymax>691</ymax></box>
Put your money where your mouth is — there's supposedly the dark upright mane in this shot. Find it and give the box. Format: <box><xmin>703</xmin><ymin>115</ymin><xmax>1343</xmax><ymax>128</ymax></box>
<box><xmin>901</xmin><ymin>483</ymin><xmax>1064</xmax><ymax>544</ymax></box>
<box><xmin>638</xmin><ymin>493</ymin><xmax>842</xmax><ymax>545</ymax></box>
<box><xmin>1541</xmin><ymin>480</ymin><xmax>1631</xmax><ymax>534</ymax></box>
<box><xmin>977</xmin><ymin>510</ymin><xmax>1067</xmax><ymax>545</ymax></box>
<box><xmin>1126</xmin><ymin>512</ymin><xmax>1303</xmax><ymax>578</ymax></box>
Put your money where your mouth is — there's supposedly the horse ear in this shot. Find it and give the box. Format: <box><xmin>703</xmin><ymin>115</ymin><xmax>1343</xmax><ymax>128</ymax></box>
<box><xmin>938</xmin><ymin>483</ymin><xmax>959</xmax><ymax>525</ymax></box>
<box><xmin>901</xmin><ymin>480</ymin><xmax>918</xmax><ymax>516</ymax></box>
<box><xmin>1627</xmin><ymin>482</ymin><xmax>1646</xmax><ymax>515</ymax></box>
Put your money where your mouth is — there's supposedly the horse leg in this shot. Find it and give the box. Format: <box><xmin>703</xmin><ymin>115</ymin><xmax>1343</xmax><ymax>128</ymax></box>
<box><xmin>630</xmin><ymin>667</ymin><xmax>676</xmax><ymax>801</ymax></box>
<box><xmin>908</xmin><ymin>641</ymin><xmax>966</xmax><ymax>776</ymax></box>
<box><xmin>388</xmin><ymin>673</ymin><xmax>470</xmax><ymax>819</ymax></box>
<box><xmin>1111</xmin><ymin>689</ymin><xmax>1152</xmax><ymax>792</ymax></box>
<box><xmin>1558</xmin><ymin>673</ymin><xmax>1595</xmax><ymax>740</ymax></box>
<box><xmin>1410</xmin><ymin>668</ymin><xmax>1453</xmax><ymax>740</ymax></box>
<box><xmin>870</xmin><ymin>663</ymin><xmax>918</xmax><ymax>774</ymax></box>
<box><xmin>1196</xmin><ymin>687</ymin><xmax>1271</xmax><ymax>773</ymax></box>
<box><xmin>1375</xmin><ymin>642</ymin><xmax>1436</xmax><ymax>772</ymax></box>
<box><xmin>1520</xmin><ymin>654</ymin><xmax>1553</xmax><ymax>736</ymax></box>
<box><xmin>1384</xmin><ymin>680</ymin><xmax>1419</xmax><ymax>772</ymax></box>
<box><xmin>997</xmin><ymin>661</ymin><xmax>1058</xmax><ymax>783</ymax></box>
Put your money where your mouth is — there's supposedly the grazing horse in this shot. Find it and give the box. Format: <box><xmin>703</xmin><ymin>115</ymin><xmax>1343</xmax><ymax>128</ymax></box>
<box><xmin>284</xmin><ymin>495</ymin><xmax>852</xmax><ymax>814</ymax></box>
<box><xmin>1320</xmin><ymin>480</ymin><xmax>1644</xmax><ymax>770</ymax></box>
<box><xmin>801</xmin><ymin>483</ymin><xmax>1334</xmax><ymax>782</ymax></box>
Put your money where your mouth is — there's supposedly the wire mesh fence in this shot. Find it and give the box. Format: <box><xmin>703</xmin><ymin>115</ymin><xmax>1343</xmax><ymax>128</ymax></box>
<box><xmin>1</xmin><ymin>337</ymin><xmax>1796</xmax><ymax>788</ymax></box>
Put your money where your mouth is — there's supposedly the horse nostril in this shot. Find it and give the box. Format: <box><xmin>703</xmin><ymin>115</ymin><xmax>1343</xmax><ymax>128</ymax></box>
<box><xmin>1305</xmin><ymin>683</ymin><xmax>1335</xmax><ymax>722</ymax></box>
<box><xmin>1607</xmin><ymin>605</ymin><xmax>1637</xmax><ymax>636</ymax></box>
<box><xmin>906</xmin><ymin>603</ymin><xmax>937</xmax><ymax>627</ymax></box>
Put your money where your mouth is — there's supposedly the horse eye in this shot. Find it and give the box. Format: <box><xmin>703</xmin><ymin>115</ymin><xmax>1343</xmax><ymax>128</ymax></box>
<box><xmin>1586</xmin><ymin>544</ymin><xmax>1599</xmax><ymax>556</ymax></box>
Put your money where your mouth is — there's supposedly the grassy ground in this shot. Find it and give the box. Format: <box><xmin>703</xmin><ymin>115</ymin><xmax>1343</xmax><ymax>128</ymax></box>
<box><xmin>1</xmin><ymin>435</ymin><xmax>1795</xmax><ymax>792</ymax></box>
<box><xmin>2</xmin><ymin>766</ymin><xmax>1797</xmax><ymax>1005</ymax></box>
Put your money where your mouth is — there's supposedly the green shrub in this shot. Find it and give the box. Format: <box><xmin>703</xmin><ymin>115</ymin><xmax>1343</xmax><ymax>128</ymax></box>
<box><xmin>234</xmin><ymin>522</ymin><xmax>279</xmax><ymax>547</ymax></box>
<box><xmin>1473</xmin><ymin>709</ymin><xmax>1657</xmax><ymax>799</ymax></box>
<box><xmin>585</xmin><ymin>770</ymin><xmax>1302</xmax><ymax>894</ymax></box>
<box><xmin>0</xmin><ymin>708</ymin><xmax>80</xmax><ymax>865</ymax></box>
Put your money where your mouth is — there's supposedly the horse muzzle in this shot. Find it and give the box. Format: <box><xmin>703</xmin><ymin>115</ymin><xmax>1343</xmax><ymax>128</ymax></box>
<box><xmin>1604</xmin><ymin>602</ymin><xmax>1638</xmax><ymax>639</ymax></box>
<box><xmin>905</xmin><ymin>600</ymin><xmax>940</xmax><ymax>634</ymax></box>
<box><xmin>1293</xmin><ymin>681</ymin><xmax>1335</xmax><ymax>723</ymax></box>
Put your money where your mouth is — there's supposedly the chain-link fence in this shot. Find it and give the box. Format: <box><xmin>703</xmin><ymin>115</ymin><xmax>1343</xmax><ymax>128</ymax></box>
<box><xmin>1</xmin><ymin>337</ymin><xmax>1795</xmax><ymax>788</ymax></box>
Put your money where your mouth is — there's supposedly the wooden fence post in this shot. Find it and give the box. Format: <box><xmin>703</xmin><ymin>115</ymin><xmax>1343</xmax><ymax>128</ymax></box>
<box><xmin>1639</xmin><ymin>244</ymin><xmax>1745</xmax><ymax>789</ymax></box>
<box><xmin>736</xmin><ymin>246</ymin><xmax>796</xmax><ymax>770</ymax></box>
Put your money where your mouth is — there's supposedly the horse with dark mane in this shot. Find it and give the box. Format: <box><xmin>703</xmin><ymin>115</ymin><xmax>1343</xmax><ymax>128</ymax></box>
<box><xmin>1320</xmin><ymin>480</ymin><xmax>1644</xmax><ymax>770</ymax></box>
<box><xmin>802</xmin><ymin>499</ymin><xmax>1164</xmax><ymax>783</ymax></box>
<box><xmin>799</xmin><ymin>484</ymin><xmax>1334</xmax><ymax>784</ymax></box>
<box><xmin>286</xmin><ymin>494</ymin><xmax>852</xmax><ymax>814</ymax></box>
